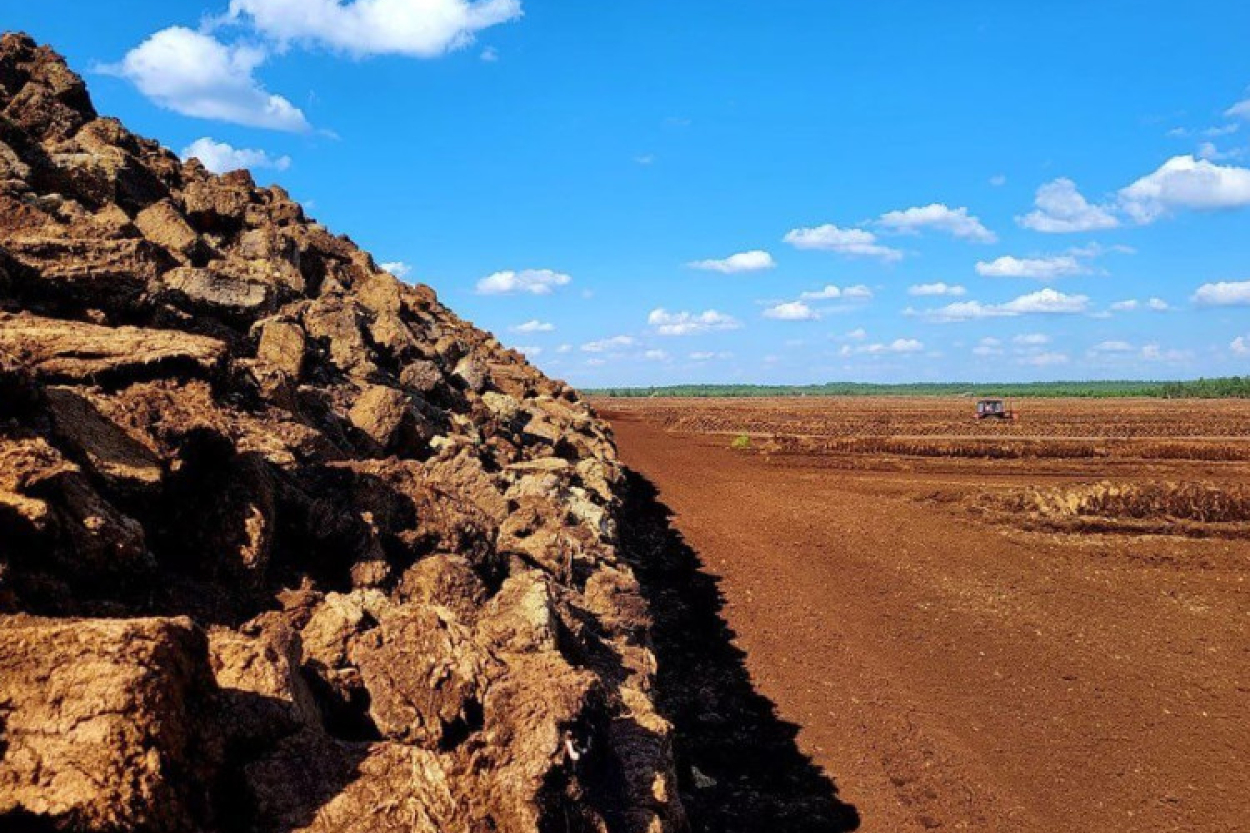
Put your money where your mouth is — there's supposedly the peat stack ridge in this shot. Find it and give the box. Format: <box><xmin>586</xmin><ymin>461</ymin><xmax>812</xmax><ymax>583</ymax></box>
<box><xmin>0</xmin><ymin>32</ymin><xmax>683</xmax><ymax>833</ymax></box>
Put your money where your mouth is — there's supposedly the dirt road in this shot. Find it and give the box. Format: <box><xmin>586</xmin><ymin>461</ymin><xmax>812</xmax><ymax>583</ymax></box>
<box><xmin>604</xmin><ymin>407</ymin><xmax>1250</xmax><ymax>833</ymax></box>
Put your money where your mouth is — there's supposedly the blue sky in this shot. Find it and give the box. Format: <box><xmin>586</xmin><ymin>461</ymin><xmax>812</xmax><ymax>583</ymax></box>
<box><xmin>8</xmin><ymin>1</ymin><xmax>1250</xmax><ymax>385</ymax></box>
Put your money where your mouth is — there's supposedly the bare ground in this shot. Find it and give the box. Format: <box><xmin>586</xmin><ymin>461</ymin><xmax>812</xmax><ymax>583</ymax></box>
<box><xmin>602</xmin><ymin>401</ymin><xmax>1250</xmax><ymax>833</ymax></box>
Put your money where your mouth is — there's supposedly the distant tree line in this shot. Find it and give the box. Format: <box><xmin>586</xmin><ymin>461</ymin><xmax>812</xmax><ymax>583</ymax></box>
<box><xmin>587</xmin><ymin>377</ymin><xmax>1250</xmax><ymax>399</ymax></box>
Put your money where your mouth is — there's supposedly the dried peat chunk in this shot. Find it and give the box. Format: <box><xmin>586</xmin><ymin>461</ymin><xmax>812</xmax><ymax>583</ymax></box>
<box><xmin>43</xmin><ymin>386</ymin><xmax>163</xmax><ymax>488</ymax></box>
<box><xmin>400</xmin><ymin>358</ymin><xmax>443</xmax><ymax>394</ymax></box>
<box><xmin>349</xmin><ymin>605</ymin><xmax>498</xmax><ymax>748</ymax></box>
<box><xmin>395</xmin><ymin>553</ymin><xmax>489</xmax><ymax>621</ymax></box>
<box><xmin>133</xmin><ymin>199</ymin><xmax>199</xmax><ymax>258</ymax></box>
<box><xmin>0</xmin><ymin>615</ymin><xmax>218</xmax><ymax>831</ymax></box>
<box><xmin>476</xmin><ymin>570</ymin><xmax>561</xmax><ymax>654</ymax></box>
<box><xmin>255</xmin><ymin>318</ymin><xmax>308</xmax><ymax>378</ymax></box>
<box><xmin>182</xmin><ymin>174</ymin><xmax>254</xmax><ymax>231</ymax></box>
<box><xmin>210</xmin><ymin>622</ymin><xmax>321</xmax><ymax>745</ymax></box>
<box><xmin>453</xmin><ymin>355</ymin><xmax>490</xmax><ymax>393</ymax></box>
<box><xmin>349</xmin><ymin>385</ymin><xmax>432</xmax><ymax>455</ymax></box>
<box><xmin>0</xmin><ymin>312</ymin><xmax>226</xmax><ymax>382</ymax></box>
<box><xmin>159</xmin><ymin>265</ymin><xmax>275</xmax><ymax>313</ymax></box>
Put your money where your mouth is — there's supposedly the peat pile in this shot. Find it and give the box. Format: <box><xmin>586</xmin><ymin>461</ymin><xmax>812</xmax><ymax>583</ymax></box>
<box><xmin>0</xmin><ymin>33</ymin><xmax>682</xmax><ymax>833</ymax></box>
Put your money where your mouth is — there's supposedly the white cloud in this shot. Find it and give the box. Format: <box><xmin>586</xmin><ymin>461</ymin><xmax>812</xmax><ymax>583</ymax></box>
<box><xmin>916</xmin><ymin>288</ymin><xmax>1090</xmax><ymax>321</ymax></box>
<box><xmin>1197</xmin><ymin>142</ymin><xmax>1244</xmax><ymax>162</ymax></box>
<box><xmin>1110</xmin><ymin>299</ymin><xmax>1139</xmax><ymax>312</ymax></box>
<box><xmin>1017</xmin><ymin>178</ymin><xmax>1119</xmax><ymax>233</ymax></box>
<box><xmin>1141</xmin><ymin>344</ymin><xmax>1193</xmax><ymax>363</ymax></box>
<box><xmin>480</xmin><ymin>46</ymin><xmax>499</xmax><ymax>62</ymax></box>
<box><xmin>843</xmin><ymin>328</ymin><xmax>867</xmax><ymax>341</ymax></box>
<box><xmin>644</xmin><ymin>349</ymin><xmax>670</xmax><ymax>361</ymax></box>
<box><xmin>1013</xmin><ymin>333</ymin><xmax>1050</xmax><ymax>345</ymax></box>
<box><xmin>556</xmin><ymin>344</ymin><xmax>572</xmax><ymax>354</ymax></box>
<box><xmin>908</xmin><ymin>282</ymin><xmax>966</xmax><ymax>297</ymax></box>
<box><xmin>380</xmin><ymin>261</ymin><xmax>411</xmax><ymax>278</ymax></box>
<box><xmin>581</xmin><ymin>335</ymin><xmax>635</xmax><ymax>353</ymax></box>
<box><xmin>689</xmin><ymin>351</ymin><xmax>733</xmax><ymax>361</ymax></box>
<box><xmin>1231</xmin><ymin>336</ymin><xmax>1250</xmax><ymax>356</ymax></box>
<box><xmin>1147</xmin><ymin>297</ymin><xmax>1170</xmax><ymax>311</ymax></box>
<box><xmin>648</xmin><ymin>308</ymin><xmax>741</xmax><ymax>336</ymax></box>
<box><xmin>1192</xmin><ymin>280</ymin><xmax>1250</xmax><ymax>306</ymax></box>
<box><xmin>634</xmin><ymin>153</ymin><xmax>656</xmax><ymax>166</ymax></box>
<box><xmin>976</xmin><ymin>255</ymin><xmax>1086</xmax><ymax>280</ymax></box>
<box><xmin>226</xmin><ymin>0</ymin><xmax>523</xmax><ymax>58</ymax></box>
<box><xmin>511</xmin><ymin>319</ymin><xmax>554</xmax><ymax>333</ymax></box>
<box><xmin>1119</xmin><ymin>155</ymin><xmax>1250</xmax><ymax>223</ymax></box>
<box><xmin>876</xmin><ymin>203</ymin><xmax>997</xmax><ymax>243</ymax></box>
<box><xmin>181</xmin><ymin>137</ymin><xmax>291</xmax><ymax>173</ymax></box>
<box><xmin>797</xmin><ymin>284</ymin><xmax>873</xmax><ymax>301</ymax></box>
<box><xmin>783</xmin><ymin>224</ymin><xmax>903</xmax><ymax>262</ymax></box>
<box><xmin>990</xmin><ymin>174</ymin><xmax>1007</xmax><ymax>187</ymax></box>
<box><xmin>972</xmin><ymin>337</ymin><xmax>1004</xmax><ymax>356</ymax></box>
<box><xmin>1226</xmin><ymin>96</ymin><xmax>1250</xmax><ymax>121</ymax></box>
<box><xmin>1091</xmin><ymin>340</ymin><xmax>1133</xmax><ymax>353</ymax></box>
<box><xmin>515</xmin><ymin>345</ymin><xmax>542</xmax><ymax>357</ymax></box>
<box><xmin>687</xmin><ymin>250</ymin><xmax>776</xmax><ymax>273</ymax></box>
<box><xmin>846</xmin><ymin>338</ymin><xmax>925</xmax><ymax>356</ymax></box>
<box><xmin>475</xmin><ymin>268</ymin><xmax>571</xmax><ymax>295</ymax></box>
<box><xmin>103</xmin><ymin>27</ymin><xmax>310</xmax><ymax>132</ymax></box>
<box><xmin>1019</xmin><ymin>351</ymin><xmax>1069</xmax><ymax>367</ymax></box>
<box><xmin>763</xmin><ymin>301</ymin><xmax>819</xmax><ymax>321</ymax></box>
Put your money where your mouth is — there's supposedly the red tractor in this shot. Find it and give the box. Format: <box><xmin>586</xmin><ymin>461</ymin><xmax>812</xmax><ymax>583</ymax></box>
<box><xmin>975</xmin><ymin>398</ymin><xmax>1019</xmax><ymax>420</ymax></box>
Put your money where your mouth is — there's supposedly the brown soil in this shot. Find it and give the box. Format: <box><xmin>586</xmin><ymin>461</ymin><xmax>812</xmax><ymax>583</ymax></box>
<box><xmin>600</xmin><ymin>398</ymin><xmax>1250</xmax><ymax>833</ymax></box>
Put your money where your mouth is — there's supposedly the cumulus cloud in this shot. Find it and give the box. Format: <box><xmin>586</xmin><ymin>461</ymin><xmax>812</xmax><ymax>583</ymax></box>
<box><xmin>783</xmin><ymin>224</ymin><xmax>903</xmax><ymax>262</ymax></box>
<box><xmin>1091</xmin><ymin>340</ymin><xmax>1134</xmax><ymax>353</ymax></box>
<box><xmin>648</xmin><ymin>308</ymin><xmax>741</xmax><ymax>336</ymax></box>
<box><xmin>972</xmin><ymin>337</ymin><xmax>1003</xmax><ymax>356</ymax></box>
<box><xmin>1119</xmin><ymin>155</ymin><xmax>1250</xmax><ymax>223</ymax></box>
<box><xmin>915</xmin><ymin>288</ymin><xmax>1090</xmax><ymax>321</ymax></box>
<box><xmin>1226</xmin><ymin>96</ymin><xmax>1250</xmax><ymax>121</ymax></box>
<box><xmin>1013</xmin><ymin>333</ymin><xmax>1050</xmax><ymax>345</ymax></box>
<box><xmin>1018</xmin><ymin>351</ymin><xmax>1069</xmax><ymax>367</ymax></box>
<box><xmin>689</xmin><ymin>351</ymin><xmax>733</xmax><ymax>361</ymax></box>
<box><xmin>226</xmin><ymin>0</ymin><xmax>523</xmax><ymax>58</ymax></box>
<box><xmin>687</xmin><ymin>250</ymin><xmax>776</xmax><ymax>273</ymax></box>
<box><xmin>1192</xmin><ymin>280</ymin><xmax>1250</xmax><ymax>306</ymax></box>
<box><xmin>908</xmin><ymin>282</ymin><xmax>966</xmax><ymax>297</ymax></box>
<box><xmin>798</xmin><ymin>284</ymin><xmax>873</xmax><ymax>301</ymax></box>
<box><xmin>511</xmin><ymin>319</ymin><xmax>554</xmax><ymax>333</ymax></box>
<box><xmin>181</xmin><ymin>137</ymin><xmax>291</xmax><ymax>173</ymax></box>
<box><xmin>581</xmin><ymin>335</ymin><xmax>635</xmax><ymax>353</ymax></box>
<box><xmin>763</xmin><ymin>301</ymin><xmax>819</xmax><ymax>321</ymax></box>
<box><xmin>843</xmin><ymin>338</ymin><xmax>925</xmax><ymax>356</ymax></box>
<box><xmin>1141</xmin><ymin>344</ymin><xmax>1194</xmax><ymax>363</ymax></box>
<box><xmin>976</xmin><ymin>255</ymin><xmax>1086</xmax><ymax>280</ymax></box>
<box><xmin>380</xmin><ymin>261</ymin><xmax>411</xmax><ymax>278</ymax></box>
<box><xmin>843</xmin><ymin>328</ymin><xmax>867</xmax><ymax>341</ymax></box>
<box><xmin>1017</xmin><ymin>178</ymin><xmax>1119</xmax><ymax>233</ymax></box>
<box><xmin>644</xmin><ymin>349</ymin><xmax>670</xmax><ymax>361</ymax></box>
<box><xmin>1231</xmin><ymin>336</ymin><xmax>1250</xmax><ymax>356</ymax></box>
<box><xmin>475</xmin><ymin>268</ymin><xmax>571</xmax><ymax>295</ymax></box>
<box><xmin>102</xmin><ymin>27</ymin><xmax>310</xmax><ymax>131</ymax></box>
<box><xmin>876</xmin><ymin>204</ymin><xmax>997</xmax><ymax>243</ymax></box>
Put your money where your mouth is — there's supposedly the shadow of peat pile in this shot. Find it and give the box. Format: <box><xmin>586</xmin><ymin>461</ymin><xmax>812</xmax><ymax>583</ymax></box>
<box><xmin>618</xmin><ymin>470</ymin><xmax>861</xmax><ymax>833</ymax></box>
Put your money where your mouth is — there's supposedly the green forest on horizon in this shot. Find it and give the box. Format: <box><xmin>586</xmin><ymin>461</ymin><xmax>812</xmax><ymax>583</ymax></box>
<box><xmin>586</xmin><ymin>377</ymin><xmax>1250</xmax><ymax>399</ymax></box>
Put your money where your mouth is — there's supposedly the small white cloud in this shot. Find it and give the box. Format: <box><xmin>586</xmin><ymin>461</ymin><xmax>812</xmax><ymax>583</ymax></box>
<box><xmin>1017</xmin><ymin>178</ymin><xmax>1119</xmax><ymax>233</ymax></box>
<box><xmin>1147</xmin><ymin>297</ymin><xmax>1170</xmax><ymax>311</ymax></box>
<box><xmin>1119</xmin><ymin>155</ymin><xmax>1250</xmax><ymax>223</ymax></box>
<box><xmin>514</xmin><ymin>345</ymin><xmax>542</xmax><ymax>357</ymax></box>
<box><xmin>581</xmin><ymin>335</ymin><xmax>635</xmax><ymax>353</ymax></box>
<box><xmin>783</xmin><ymin>224</ymin><xmax>903</xmax><ymax>262</ymax></box>
<box><xmin>876</xmin><ymin>203</ymin><xmax>997</xmax><ymax>243</ymax></box>
<box><xmin>1091</xmin><ymin>340</ymin><xmax>1134</xmax><ymax>353</ymax></box>
<box><xmin>1226</xmin><ymin>96</ymin><xmax>1250</xmax><ymax>121</ymax></box>
<box><xmin>556</xmin><ymin>344</ymin><xmax>572</xmax><ymax>354</ymax></box>
<box><xmin>480</xmin><ymin>46</ymin><xmax>499</xmax><ymax>62</ymax></box>
<box><xmin>644</xmin><ymin>349</ymin><xmax>670</xmax><ymax>361</ymax></box>
<box><xmin>181</xmin><ymin>137</ymin><xmax>290</xmax><ymax>173</ymax></box>
<box><xmin>797</xmin><ymin>284</ymin><xmax>873</xmax><ymax>302</ymax></box>
<box><xmin>843</xmin><ymin>284</ymin><xmax>873</xmax><ymax>300</ymax></box>
<box><xmin>227</xmin><ymin>0</ymin><xmax>523</xmax><ymax>58</ymax></box>
<box><xmin>1013</xmin><ymin>333</ymin><xmax>1050</xmax><ymax>345</ymax></box>
<box><xmin>850</xmin><ymin>338</ymin><xmax>925</xmax><ymax>356</ymax></box>
<box><xmin>1141</xmin><ymin>344</ymin><xmax>1194</xmax><ymax>363</ymax></box>
<box><xmin>634</xmin><ymin>153</ymin><xmax>656</xmax><ymax>166</ymax></box>
<box><xmin>763</xmin><ymin>301</ymin><xmax>819</xmax><ymax>321</ymax></box>
<box><xmin>475</xmin><ymin>268</ymin><xmax>572</xmax><ymax>296</ymax></box>
<box><xmin>1110</xmin><ymin>299</ymin><xmax>1138</xmax><ymax>311</ymax></box>
<box><xmin>990</xmin><ymin>174</ymin><xmax>1008</xmax><ymax>187</ymax></box>
<box><xmin>972</xmin><ymin>337</ymin><xmax>1004</xmax><ymax>356</ymax></box>
<box><xmin>844</xmin><ymin>327</ymin><xmax>867</xmax><ymax>341</ymax></box>
<box><xmin>976</xmin><ymin>255</ymin><xmax>1086</xmax><ymax>280</ymax></box>
<box><xmin>1231</xmin><ymin>336</ymin><xmax>1250</xmax><ymax>356</ymax></box>
<box><xmin>908</xmin><ymin>282</ymin><xmax>966</xmax><ymax>297</ymax></box>
<box><xmin>380</xmin><ymin>261</ymin><xmax>412</xmax><ymax>278</ymax></box>
<box><xmin>1197</xmin><ymin>142</ymin><xmax>1244</xmax><ymax>162</ymax></box>
<box><xmin>687</xmin><ymin>250</ymin><xmax>776</xmax><ymax>273</ymax></box>
<box><xmin>689</xmin><ymin>351</ymin><xmax>733</xmax><ymax>361</ymax></box>
<box><xmin>511</xmin><ymin>320</ymin><xmax>555</xmax><ymax>333</ymax></box>
<box><xmin>1019</xmin><ymin>351</ymin><xmax>1069</xmax><ymax>367</ymax></box>
<box><xmin>1192</xmin><ymin>280</ymin><xmax>1250</xmax><ymax>306</ymax></box>
<box><xmin>103</xmin><ymin>27</ymin><xmax>310</xmax><ymax>132</ymax></box>
<box><xmin>916</xmin><ymin>288</ymin><xmax>1090</xmax><ymax>322</ymax></box>
<box><xmin>648</xmin><ymin>308</ymin><xmax>742</xmax><ymax>336</ymax></box>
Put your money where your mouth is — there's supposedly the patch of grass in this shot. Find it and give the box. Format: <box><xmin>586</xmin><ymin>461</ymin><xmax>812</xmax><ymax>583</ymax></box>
<box><xmin>730</xmin><ymin>434</ymin><xmax>752</xmax><ymax>450</ymax></box>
